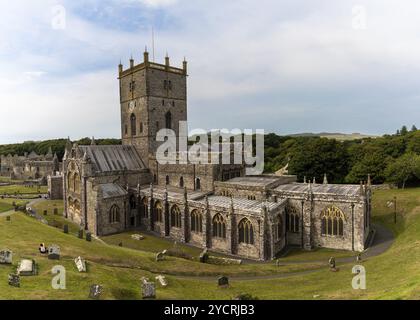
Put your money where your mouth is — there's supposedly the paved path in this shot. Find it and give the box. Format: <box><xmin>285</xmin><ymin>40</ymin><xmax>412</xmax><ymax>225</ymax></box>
<box><xmin>0</xmin><ymin>198</ymin><xmax>45</xmax><ymax>217</ymax></box>
<box><xmin>170</xmin><ymin>223</ymin><xmax>395</xmax><ymax>281</ymax></box>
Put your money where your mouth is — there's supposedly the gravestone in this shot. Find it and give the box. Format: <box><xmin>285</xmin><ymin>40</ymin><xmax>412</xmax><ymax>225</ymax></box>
<box><xmin>17</xmin><ymin>259</ymin><xmax>36</xmax><ymax>276</ymax></box>
<box><xmin>86</xmin><ymin>232</ymin><xmax>92</xmax><ymax>242</ymax></box>
<box><xmin>78</xmin><ymin>229</ymin><xmax>84</xmax><ymax>239</ymax></box>
<box><xmin>8</xmin><ymin>274</ymin><xmax>20</xmax><ymax>287</ymax></box>
<box><xmin>53</xmin><ymin>208</ymin><xmax>58</xmax><ymax>215</ymax></box>
<box><xmin>329</xmin><ymin>257</ymin><xmax>338</xmax><ymax>272</ymax></box>
<box><xmin>155</xmin><ymin>250</ymin><xmax>167</xmax><ymax>262</ymax></box>
<box><xmin>74</xmin><ymin>256</ymin><xmax>87</xmax><ymax>272</ymax></box>
<box><xmin>131</xmin><ymin>234</ymin><xmax>145</xmax><ymax>241</ymax></box>
<box><xmin>199</xmin><ymin>248</ymin><xmax>209</xmax><ymax>263</ymax></box>
<box><xmin>118</xmin><ymin>242</ymin><xmax>123</xmax><ymax>247</ymax></box>
<box><xmin>0</xmin><ymin>249</ymin><xmax>13</xmax><ymax>264</ymax></box>
<box><xmin>141</xmin><ymin>277</ymin><xmax>156</xmax><ymax>299</ymax></box>
<box><xmin>6</xmin><ymin>216</ymin><xmax>10</xmax><ymax>222</ymax></box>
<box><xmin>63</xmin><ymin>224</ymin><xmax>69</xmax><ymax>234</ymax></box>
<box><xmin>155</xmin><ymin>275</ymin><xmax>168</xmax><ymax>287</ymax></box>
<box><xmin>356</xmin><ymin>254</ymin><xmax>362</xmax><ymax>262</ymax></box>
<box><xmin>89</xmin><ymin>284</ymin><xmax>103</xmax><ymax>299</ymax></box>
<box><xmin>48</xmin><ymin>245</ymin><xmax>61</xmax><ymax>260</ymax></box>
<box><xmin>218</xmin><ymin>276</ymin><xmax>229</xmax><ymax>288</ymax></box>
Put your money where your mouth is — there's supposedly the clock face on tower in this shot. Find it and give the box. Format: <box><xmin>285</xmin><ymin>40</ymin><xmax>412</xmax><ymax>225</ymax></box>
<box><xmin>128</xmin><ymin>101</ymin><xmax>135</xmax><ymax>112</ymax></box>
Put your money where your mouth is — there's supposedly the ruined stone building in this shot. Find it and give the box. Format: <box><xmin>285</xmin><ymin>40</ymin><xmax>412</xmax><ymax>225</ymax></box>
<box><xmin>0</xmin><ymin>148</ymin><xmax>60</xmax><ymax>182</ymax></box>
<box><xmin>61</xmin><ymin>50</ymin><xmax>372</xmax><ymax>260</ymax></box>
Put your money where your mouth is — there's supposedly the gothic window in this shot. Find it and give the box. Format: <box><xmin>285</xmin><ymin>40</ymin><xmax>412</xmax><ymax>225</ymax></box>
<box><xmin>130</xmin><ymin>114</ymin><xmax>136</xmax><ymax>136</ymax></box>
<box><xmin>162</xmin><ymin>100</ymin><xmax>165</xmax><ymax>106</ymax></box>
<box><xmin>166</xmin><ymin>175</ymin><xmax>170</xmax><ymax>185</ymax></box>
<box><xmin>196</xmin><ymin>178</ymin><xmax>201</xmax><ymax>191</ymax></box>
<box><xmin>154</xmin><ymin>201</ymin><xmax>163</xmax><ymax>223</ymax></box>
<box><xmin>129</xmin><ymin>81</ymin><xmax>136</xmax><ymax>92</ymax></box>
<box><xmin>109</xmin><ymin>205</ymin><xmax>120</xmax><ymax>223</ymax></box>
<box><xmin>286</xmin><ymin>205</ymin><xmax>300</xmax><ymax>233</ymax></box>
<box><xmin>179</xmin><ymin>177</ymin><xmax>184</xmax><ymax>188</ymax></box>
<box><xmin>153</xmin><ymin>174</ymin><xmax>157</xmax><ymax>184</ymax></box>
<box><xmin>165</xmin><ymin>111</ymin><xmax>172</xmax><ymax>130</ymax></box>
<box><xmin>238</xmin><ymin>218</ymin><xmax>254</xmax><ymax>245</ymax></box>
<box><xmin>168</xmin><ymin>80</ymin><xmax>172</xmax><ymax>90</ymax></box>
<box><xmin>67</xmin><ymin>173</ymin><xmax>73</xmax><ymax>191</ymax></box>
<box><xmin>156</xmin><ymin>121</ymin><xmax>159</xmax><ymax>131</ymax></box>
<box><xmin>129</xmin><ymin>195</ymin><xmax>137</xmax><ymax>210</ymax></box>
<box><xmin>191</xmin><ymin>210</ymin><xmax>202</xmax><ymax>233</ymax></box>
<box><xmin>212</xmin><ymin>214</ymin><xmax>226</xmax><ymax>239</ymax></box>
<box><xmin>172</xmin><ymin>101</ymin><xmax>175</xmax><ymax>107</ymax></box>
<box><xmin>74</xmin><ymin>200</ymin><xmax>81</xmax><ymax>216</ymax></box>
<box><xmin>73</xmin><ymin>173</ymin><xmax>80</xmax><ymax>193</ymax></box>
<box><xmin>170</xmin><ymin>205</ymin><xmax>182</xmax><ymax>228</ymax></box>
<box><xmin>321</xmin><ymin>206</ymin><xmax>345</xmax><ymax>237</ymax></box>
<box><xmin>125</xmin><ymin>125</ymin><xmax>128</xmax><ymax>135</ymax></box>
<box><xmin>140</xmin><ymin>122</ymin><xmax>143</xmax><ymax>133</ymax></box>
<box><xmin>275</xmin><ymin>215</ymin><xmax>283</xmax><ymax>240</ymax></box>
<box><xmin>164</xmin><ymin>80</ymin><xmax>167</xmax><ymax>89</ymax></box>
<box><xmin>140</xmin><ymin>197</ymin><xmax>148</xmax><ymax>218</ymax></box>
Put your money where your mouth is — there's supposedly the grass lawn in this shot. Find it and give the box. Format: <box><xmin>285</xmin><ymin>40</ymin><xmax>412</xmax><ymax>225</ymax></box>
<box><xmin>0</xmin><ymin>198</ymin><xmax>28</xmax><ymax>213</ymax></box>
<box><xmin>0</xmin><ymin>188</ymin><xmax>419</xmax><ymax>300</ymax></box>
<box><xmin>0</xmin><ymin>184</ymin><xmax>48</xmax><ymax>196</ymax></box>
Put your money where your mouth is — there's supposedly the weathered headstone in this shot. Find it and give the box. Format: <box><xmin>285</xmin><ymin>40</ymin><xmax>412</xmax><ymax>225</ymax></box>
<box><xmin>48</xmin><ymin>245</ymin><xmax>60</xmax><ymax>260</ymax></box>
<box><xmin>118</xmin><ymin>242</ymin><xmax>123</xmax><ymax>247</ymax></box>
<box><xmin>74</xmin><ymin>256</ymin><xmax>87</xmax><ymax>273</ymax></box>
<box><xmin>8</xmin><ymin>274</ymin><xmax>20</xmax><ymax>287</ymax></box>
<box><xmin>78</xmin><ymin>229</ymin><xmax>84</xmax><ymax>239</ymax></box>
<box><xmin>86</xmin><ymin>232</ymin><xmax>92</xmax><ymax>242</ymax></box>
<box><xmin>218</xmin><ymin>276</ymin><xmax>229</xmax><ymax>288</ymax></box>
<box><xmin>6</xmin><ymin>216</ymin><xmax>10</xmax><ymax>222</ymax></box>
<box><xmin>0</xmin><ymin>249</ymin><xmax>13</xmax><ymax>264</ymax></box>
<box><xmin>63</xmin><ymin>224</ymin><xmax>69</xmax><ymax>234</ymax></box>
<box><xmin>329</xmin><ymin>257</ymin><xmax>338</xmax><ymax>272</ymax></box>
<box><xmin>17</xmin><ymin>259</ymin><xmax>36</xmax><ymax>276</ymax></box>
<box><xmin>89</xmin><ymin>284</ymin><xmax>103</xmax><ymax>299</ymax></box>
<box><xmin>356</xmin><ymin>254</ymin><xmax>362</xmax><ymax>262</ymax></box>
<box><xmin>155</xmin><ymin>275</ymin><xmax>168</xmax><ymax>287</ymax></box>
<box><xmin>131</xmin><ymin>234</ymin><xmax>145</xmax><ymax>241</ymax></box>
<box><xmin>141</xmin><ymin>277</ymin><xmax>156</xmax><ymax>299</ymax></box>
<box><xmin>155</xmin><ymin>250</ymin><xmax>167</xmax><ymax>262</ymax></box>
<box><xmin>199</xmin><ymin>248</ymin><xmax>209</xmax><ymax>263</ymax></box>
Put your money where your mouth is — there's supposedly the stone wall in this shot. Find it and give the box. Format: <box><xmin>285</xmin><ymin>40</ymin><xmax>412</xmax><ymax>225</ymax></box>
<box><xmin>48</xmin><ymin>175</ymin><xmax>63</xmax><ymax>200</ymax></box>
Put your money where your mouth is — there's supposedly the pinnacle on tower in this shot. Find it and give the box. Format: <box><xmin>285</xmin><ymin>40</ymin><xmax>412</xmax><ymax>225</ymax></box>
<box><xmin>323</xmin><ymin>173</ymin><xmax>328</xmax><ymax>185</ymax></box>
<box><xmin>91</xmin><ymin>136</ymin><xmax>96</xmax><ymax>145</ymax></box>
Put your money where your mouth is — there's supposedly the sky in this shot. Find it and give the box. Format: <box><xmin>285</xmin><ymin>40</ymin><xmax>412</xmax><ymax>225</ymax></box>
<box><xmin>1</xmin><ymin>0</ymin><xmax>420</xmax><ymax>144</ymax></box>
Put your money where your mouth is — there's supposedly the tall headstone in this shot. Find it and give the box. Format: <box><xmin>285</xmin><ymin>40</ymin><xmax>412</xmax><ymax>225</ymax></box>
<box><xmin>218</xmin><ymin>276</ymin><xmax>229</xmax><ymax>288</ymax></box>
<box><xmin>78</xmin><ymin>229</ymin><xmax>84</xmax><ymax>239</ymax></box>
<box><xmin>86</xmin><ymin>232</ymin><xmax>92</xmax><ymax>242</ymax></box>
<box><xmin>63</xmin><ymin>224</ymin><xmax>69</xmax><ymax>234</ymax></box>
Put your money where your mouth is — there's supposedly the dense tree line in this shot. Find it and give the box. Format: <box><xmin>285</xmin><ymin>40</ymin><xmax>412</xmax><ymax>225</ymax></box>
<box><xmin>1</xmin><ymin>126</ymin><xmax>420</xmax><ymax>188</ymax></box>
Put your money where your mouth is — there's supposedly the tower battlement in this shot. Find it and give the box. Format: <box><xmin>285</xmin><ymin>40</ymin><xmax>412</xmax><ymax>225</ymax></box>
<box><xmin>118</xmin><ymin>50</ymin><xmax>187</xmax><ymax>78</ymax></box>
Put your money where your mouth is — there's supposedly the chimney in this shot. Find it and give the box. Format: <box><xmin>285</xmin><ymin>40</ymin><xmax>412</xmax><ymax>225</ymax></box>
<box><xmin>144</xmin><ymin>48</ymin><xmax>149</xmax><ymax>65</ymax></box>
<box><xmin>183</xmin><ymin>57</ymin><xmax>188</xmax><ymax>75</ymax></box>
<box><xmin>165</xmin><ymin>53</ymin><xmax>170</xmax><ymax>70</ymax></box>
<box><xmin>130</xmin><ymin>55</ymin><xmax>134</xmax><ymax>68</ymax></box>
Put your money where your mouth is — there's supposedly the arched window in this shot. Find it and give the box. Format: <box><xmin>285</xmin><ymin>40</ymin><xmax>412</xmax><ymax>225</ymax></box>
<box><xmin>166</xmin><ymin>175</ymin><xmax>170</xmax><ymax>185</ymax></box>
<box><xmin>68</xmin><ymin>197</ymin><xmax>74</xmax><ymax>214</ymax></box>
<box><xmin>109</xmin><ymin>205</ymin><xmax>120</xmax><ymax>223</ymax></box>
<box><xmin>73</xmin><ymin>173</ymin><xmax>80</xmax><ymax>193</ymax></box>
<box><xmin>130</xmin><ymin>113</ymin><xmax>136</xmax><ymax>136</ymax></box>
<box><xmin>212</xmin><ymin>214</ymin><xmax>226</xmax><ymax>239</ymax></box>
<box><xmin>275</xmin><ymin>215</ymin><xmax>283</xmax><ymax>240</ymax></box>
<box><xmin>140</xmin><ymin>197</ymin><xmax>148</xmax><ymax>218</ymax></box>
<box><xmin>286</xmin><ymin>205</ymin><xmax>300</xmax><ymax>233</ymax></box>
<box><xmin>170</xmin><ymin>205</ymin><xmax>182</xmax><ymax>228</ymax></box>
<box><xmin>191</xmin><ymin>210</ymin><xmax>202</xmax><ymax>233</ymax></box>
<box><xmin>238</xmin><ymin>218</ymin><xmax>254</xmax><ymax>245</ymax></box>
<box><xmin>179</xmin><ymin>177</ymin><xmax>184</xmax><ymax>188</ymax></box>
<box><xmin>196</xmin><ymin>178</ymin><xmax>201</xmax><ymax>191</ymax></box>
<box><xmin>165</xmin><ymin>111</ymin><xmax>172</xmax><ymax>130</ymax></box>
<box><xmin>67</xmin><ymin>173</ymin><xmax>74</xmax><ymax>191</ymax></box>
<box><xmin>129</xmin><ymin>195</ymin><xmax>137</xmax><ymax>210</ymax></box>
<box><xmin>321</xmin><ymin>206</ymin><xmax>346</xmax><ymax>237</ymax></box>
<box><xmin>154</xmin><ymin>201</ymin><xmax>163</xmax><ymax>223</ymax></box>
<box><xmin>74</xmin><ymin>200</ymin><xmax>81</xmax><ymax>216</ymax></box>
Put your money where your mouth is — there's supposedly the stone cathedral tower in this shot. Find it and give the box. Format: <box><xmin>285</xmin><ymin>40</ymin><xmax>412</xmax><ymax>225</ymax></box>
<box><xmin>119</xmin><ymin>50</ymin><xmax>188</xmax><ymax>165</ymax></box>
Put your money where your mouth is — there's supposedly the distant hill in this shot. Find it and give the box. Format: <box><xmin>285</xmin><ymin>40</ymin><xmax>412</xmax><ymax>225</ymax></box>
<box><xmin>287</xmin><ymin>132</ymin><xmax>378</xmax><ymax>141</ymax></box>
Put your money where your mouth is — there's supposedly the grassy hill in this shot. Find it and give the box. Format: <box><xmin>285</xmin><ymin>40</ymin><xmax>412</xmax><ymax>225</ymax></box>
<box><xmin>0</xmin><ymin>187</ymin><xmax>419</xmax><ymax>299</ymax></box>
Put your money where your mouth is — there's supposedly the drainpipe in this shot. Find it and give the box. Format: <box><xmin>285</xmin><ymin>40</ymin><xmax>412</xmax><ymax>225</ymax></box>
<box><xmin>351</xmin><ymin>203</ymin><xmax>355</xmax><ymax>251</ymax></box>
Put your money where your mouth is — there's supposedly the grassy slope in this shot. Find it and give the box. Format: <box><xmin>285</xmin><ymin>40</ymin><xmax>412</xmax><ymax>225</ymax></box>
<box><xmin>0</xmin><ymin>184</ymin><xmax>48</xmax><ymax>195</ymax></box>
<box><xmin>0</xmin><ymin>199</ymin><xmax>28</xmax><ymax>213</ymax></box>
<box><xmin>0</xmin><ymin>188</ymin><xmax>419</xmax><ymax>299</ymax></box>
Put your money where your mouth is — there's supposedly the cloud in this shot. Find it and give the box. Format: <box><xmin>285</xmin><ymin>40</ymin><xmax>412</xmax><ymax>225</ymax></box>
<box><xmin>1</xmin><ymin>0</ymin><xmax>420</xmax><ymax>144</ymax></box>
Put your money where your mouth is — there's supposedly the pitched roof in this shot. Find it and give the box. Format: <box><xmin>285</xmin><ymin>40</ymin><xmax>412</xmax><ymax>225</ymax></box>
<box><xmin>79</xmin><ymin>145</ymin><xmax>146</xmax><ymax>173</ymax></box>
<box><xmin>99</xmin><ymin>183</ymin><xmax>128</xmax><ymax>199</ymax></box>
<box><xmin>275</xmin><ymin>183</ymin><xmax>362</xmax><ymax>197</ymax></box>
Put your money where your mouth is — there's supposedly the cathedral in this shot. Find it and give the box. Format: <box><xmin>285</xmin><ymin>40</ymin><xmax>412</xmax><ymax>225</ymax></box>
<box><xmin>61</xmin><ymin>50</ymin><xmax>372</xmax><ymax>261</ymax></box>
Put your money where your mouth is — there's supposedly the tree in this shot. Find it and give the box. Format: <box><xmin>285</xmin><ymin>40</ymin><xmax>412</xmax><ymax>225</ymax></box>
<box><xmin>411</xmin><ymin>125</ymin><xmax>418</xmax><ymax>132</ymax></box>
<box><xmin>384</xmin><ymin>153</ymin><xmax>420</xmax><ymax>189</ymax></box>
<box><xmin>401</xmin><ymin>125</ymin><xmax>408</xmax><ymax>135</ymax></box>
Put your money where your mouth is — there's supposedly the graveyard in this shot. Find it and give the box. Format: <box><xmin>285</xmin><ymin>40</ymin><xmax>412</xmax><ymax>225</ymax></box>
<box><xmin>0</xmin><ymin>187</ymin><xmax>418</xmax><ymax>299</ymax></box>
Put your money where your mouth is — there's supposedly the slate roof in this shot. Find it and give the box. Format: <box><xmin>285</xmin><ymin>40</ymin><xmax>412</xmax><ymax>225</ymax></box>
<box><xmin>197</xmin><ymin>196</ymin><xmax>286</xmax><ymax>213</ymax></box>
<box><xmin>79</xmin><ymin>145</ymin><xmax>146</xmax><ymax>173</ymax></box>
<box><xmin>99</xmin><ymin>183</ymin><xmax>128</xmax><ymax>199</ymax></box>
<box><xmin>275</xmin><ymin>183</ymin><xmax>362</xmax><ymax>197</ymax></box>
<box><xmin>221</xmin><ymin>176</ymin><xmax>284</xmax><ymax>187</ymax></box>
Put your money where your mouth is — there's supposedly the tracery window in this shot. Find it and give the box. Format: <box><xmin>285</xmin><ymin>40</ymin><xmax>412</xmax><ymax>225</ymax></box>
<box><xmin>154</xmin><ymin>201</ymin><xmax>163</xmax><ymax>223</ymax></box>
<box><xmin>140</xmin><ymin>197</ymin><xmax>148</xmax><ymax>218</ymax></box>
<box><xmin>212</xmin><ymin>214</ymin><xmax>226</xmax><ymax>239</ymax></box>
<box><xmin>130</xmin><ymin>113</ymin><xmax>137</xmax><ymax>136</ymax></box>
<box><xmin>321</xmin><ymin>206</ymin><xmax>345</xmax><ymax>237</ymax></box>
<box><xmin>190</xmin><ymin>210</ymin><xmax>202</xmax><ymax>233</ymax></box>
<box><xmin>109</xmin><ymin>205</ymin><xmax>120</xmax><ymax>223</ymax></box>
<box><xmin>170</xmin><ymin>205</ymin><xmax>182</xmax><ymax>228</ymax></box>
<box><xmin>286</xmin><ymin>205</ymin><xmax>300</xmax><ymax>233</ymax></box>
<box><xmin>238</xmin><ymin>218</ymin><xmax>254</xmax><ymax>245</ymax></box>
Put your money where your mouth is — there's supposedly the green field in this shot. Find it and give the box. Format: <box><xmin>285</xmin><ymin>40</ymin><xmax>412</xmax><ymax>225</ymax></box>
<box><xmin>0</xmin><ymin>184</ymin><xmax>48</xmax><ymax>195</ymax></box>
<box><xmin>0</xmin><ymin>198</ymin><xmax>28</xmax><ymax>213</ymax></box>
<box><xmin>0</xmin><ymin>188</ymin><xmax>419</xmax><ymax>299</ymax></box>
